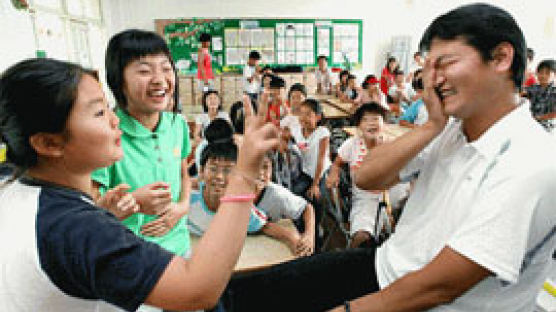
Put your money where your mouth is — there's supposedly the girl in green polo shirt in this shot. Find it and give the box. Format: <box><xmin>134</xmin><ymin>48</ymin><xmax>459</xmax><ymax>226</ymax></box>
<box><xmin>91</xmin><ymin>29</ymin><xmax>192</xmax><ymax>258</ymax></box>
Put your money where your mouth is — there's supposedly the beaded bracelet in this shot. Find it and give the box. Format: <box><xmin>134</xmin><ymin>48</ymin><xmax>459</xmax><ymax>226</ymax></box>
<box><xmin>220</xmin><ymin>194</ymin><xmax>256</xmax><ymax>203</ymax></box>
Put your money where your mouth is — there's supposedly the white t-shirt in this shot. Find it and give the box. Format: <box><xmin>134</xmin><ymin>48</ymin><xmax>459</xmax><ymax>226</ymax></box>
<box><xmin>376</xmin><ymin>103</ymin><xmax>556</xmax><ymax>311</ymax></box>
<box><xmin>388</xmin><ymin>83</ymin><xmax>416</xmax><ymax>109</ymax></box>
<box><xmin>243</xmin><ymin>65</ymin><xmax>259</xmax><ymax>94</ymax></box>
<box><xmin>195</xmin><ymin>112</ymin><xmax>231</xmax><ymax>136</ymax></box>
<box><xmin>299</xmin><ymin>126</ymin><xmax>331</xmax><ymax>179</ymax></box>
<box><xmin>256</xmin><ymin>182</ymin><xmax>307</xmax><ymax>222</ymax></box>
<box><xmin>315</xmin><ymin>68</ymin><xmax>333</xmax><ymax>93</ymax></box>
<box><xmin>414</xmin><ymin>103</ymin><xmax>428</xmax><ymax>126</ymax></box>
<box><xmin>187</xmin><ymin>185</ymin><xmax>267</xmax><ymax>236</ymax></box>
<box><xmin>338</xmin><ymin>136</ymin><xmax>408</xmax><ymax>205</ymax></box>
<box><xmin>280</xmin><ymin>115</ymin><xmax>305</xmax><ymax>144</ymax></box>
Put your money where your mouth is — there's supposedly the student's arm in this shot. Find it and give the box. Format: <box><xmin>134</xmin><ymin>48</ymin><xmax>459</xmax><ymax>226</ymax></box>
<box><xmin>326</xmin><ymin>155</ymin><xmax>345</xmax><ymax>189</ymax></box>
<box><xmin>145</xmin><ymin>94</ymin><xmax>280</xmax><ymax>311</ymax></box>
<box><xmin>537</xmin><ymin>112</ymin><xmax>556</xmax><ymax>121</ymax></box>
<box><xmin>261</xmin><ymin>222</ymin><xmax>302</xmax><ymax>256</ymax></box>
<box><xmin>194</xmin><ymin>122</ymin><xmax>203</xmax><ymax>146</ymax></box>
<box><xmin>329</xmin><ymin>246</ymin><xmax>490</xmax><ymax>312</ymax></box>
<box><xmin>296</xmin><ymin>203</ymin><xmax>315</xmax><ymax>256</ymax></box>
<box><xmin>308</xmin><ymin>135</ymin><xmax>329</xmax><ymax>200</ymax></box>
<box><xmin>355</xmin><ymin>60</ymin><xmax>448</xmax><ymax>191</ymax></box>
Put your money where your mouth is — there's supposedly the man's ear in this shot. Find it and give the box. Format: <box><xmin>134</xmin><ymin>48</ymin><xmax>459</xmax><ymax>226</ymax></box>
<box><xmin>28</xmin><ymin>133</ymin><xmax>65</xmax><ymax>158</ymax></box>
<box><xmin>491</xmin><ymin>42</ymin><xmax>514</xmax><ymax>74</ymax></box>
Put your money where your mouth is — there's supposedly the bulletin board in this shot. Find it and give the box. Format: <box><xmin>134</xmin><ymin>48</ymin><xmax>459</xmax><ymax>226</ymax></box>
<box><xmin>156</xmin><ymin>18</ymin><xmax>362</xmax><ymax>74</ymax></box>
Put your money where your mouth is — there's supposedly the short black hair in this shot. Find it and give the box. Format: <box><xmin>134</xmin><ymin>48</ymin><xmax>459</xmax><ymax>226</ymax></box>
<box><xmin>199</xmin><ymin>32</ymin><xmax>212</xmax><ymax>43</ymax></box>
<box><xmin>347</xmin><ymin>74</ymin><xmax>356</xmax><ymax>81</ymax></box>
<box><xmin>339</xmin><ymin>70</ymin><xmax>350</xmax><ymax>81</ymax></box>
<box><xmin>204</xmin><ymin>118</ymin><xmax>234</xmax><ymax>143</ymax></box>
<box><xmin>201</xmin><ymin>90</ymin><xmax>222</xmax><ymax>112</ymax></box>
<box><xmin>527</xmin><ymin>48</ymin><xmax>535</xmax><ymax>62</ymax></box>
<box><xmin>288</xmin><ymin>83</ymin><xmax>307</xmax><ymax>100</ymax></box>
<box><xmin>419</xmin><ymin>3</ymin><xmax>526</xmax><ymax>91</ymax></box>
<box><xmin>269</xmin><ymin>75</ymin><xmax>285</xmax><ymax>89</ymax></box>
<box><xmin>317</xmin><ymin>55</ymin><xmax>328</xmax><ymax>62</ymax></box>
<box><xmin>0</xmin><ymin>58</ymin><xmax>97</xmax><ymax>171</ymax></box>
<box><xmin>262</xmin><ymin>65</ymin><xmax>272</xmax><ymax>72</ymax></box>
<box><xmin>537</xmin><ymin>59</ymin><xmax>556</xmax><ymax>73</ymax></box>
<box><xmin>105</xmin><ymin>29</ymin><xmax>179</xmax><ymax>111</ymax></box>
<box><xmin>200</xmin><ymin>117</ymin><xmax>237</xmax><ymax>169</ymax></box>
<box><xmin>412</xmin><ymin>77</ymin><xmax>424</xmax><ymax>91</ymax></box>
<box><xmin>300</xmin><ymin>98</ymin><xmax>323</xmax><ymax>116</ymax></box>
<box><xmin>414</xmin><ymin>51</ymin><xmax>421</xmax><ymax>58</ymax></box>
<box><xmin>199</xmin><ymin>140</ymin><xmax>238</xmax><ymax>168</ymax></box>
<box><xmin>249</xmin><ymin>50</ymin><xmax>261</xmax><ymax>60</ymax></box>
<box><xmin>394</xmin><ymin>69</ymin><xmax>404</xmax><ymax>76</ymax></box>
<box><xmin>352</xmin><ymin>102</ymin><xmax>387</xmax><ymax>126</ymax></box>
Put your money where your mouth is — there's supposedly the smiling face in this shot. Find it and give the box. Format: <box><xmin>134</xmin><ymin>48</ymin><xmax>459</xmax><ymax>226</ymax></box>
<box><xmin>201</xmin><ymin>158</ymin><xmax>235</xmax><ymax>211</ymax></box>
<box><xmin>537</xmin><ymin>67</ymin><xmax>555</xmax><ymax>87</ymax></box>
<box><xmin>122</xmin><ymin>53</ymin><xmax>175</xmax><ymax>116</ymax></box>
<box><xmin>298</xmin><ymin>105</ymin><xmax>319</xmax><ymax>132</ymax></box>
<box><xmin>206</xmin><ymin>93</ymin><xmax>220</xmax><ymax>115</ymax></box>
<box><xmin>427</xmin><ymin>38</ymin><xmax>502</xmax><ymax>120</ymax></box>
<box><xmin>62</xmin><ymin>74</ymin><xmax>123</xmax><ymax>172</ymax></box>
<box><xmin>289</xmin><ymin>90</ymin><xmax>306</xmax><ymax>110</ymax></box>
<box><xmin>358</xmin><ymin>112</ymin><xmax>384</xmax><ymax>142</ymax></box>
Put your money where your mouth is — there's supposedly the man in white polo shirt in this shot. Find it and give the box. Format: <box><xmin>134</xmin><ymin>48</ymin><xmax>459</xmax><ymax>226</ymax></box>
<box><xmin>222</xmin><ymin>4</ymin><xmax>556</xmax><ymax>312</ymax></box>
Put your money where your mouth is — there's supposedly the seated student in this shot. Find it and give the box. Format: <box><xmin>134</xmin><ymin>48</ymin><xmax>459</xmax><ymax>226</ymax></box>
<box><xmin>188</xmin><ymin>136</ymin><xmax>304</xmax><ymax>255</ymax></box>
<box><xmin>281</xmin><ymin>83</ymin><xmax>307</xmax><ymax>144</ymax></box>
<box><xmin>261</xmin><ymin>65</ymin><xmax>273</xmax><ymax>75</ymax></box>
<box><xmin>298</xmin><ymin>99</ymin><xmax>331</xmax><ymax>247</ymax></box>
<box><xmin>355</xmin><ymin>75</ymin><xmax>387</xmax><ymax>110</ymax></box>
<box><xmin>315</xmin><ymin>55</ymin><xmax>333</xmax><ymax>94</ymax></box>
<box><xmin>0</xmin><ymin>58</ymin><xmax>279</xmax><ymax>311</ymax></box>
<box><xmin>340</xmin><ymin>74</ymin><xmax>360</xmax><ymax>104</ymax></box>
<box><xmin>334</xmin><ymin>70</ymin><xmax>349</xmax><ymax>98</ymax></box>
<box><xmin>398</xmin><ymin>76</ymin><xmax>428</xmax><ymax>128</ymax></box>
<box><xmin>261</xmin><ymin>75</ymin><xmax>287</xmax><ymax>125</ymax></box>
<box><xmin>260</xmin><ymin>73</ymin><xmax>273</xmax><ymax>95</ymax></box>
<box><xmin>326</xmin><ymin>103</ymin><xmax>409</xmax><ymax>248</ymax></box>
<box><xmin>526</xmin><ymin>59</ymin><xmax>556</xmax><ymax>132</ymax></box>
<box><xmin>194</xmin><ymin>90</ymin><xmax>231</xmax><ymax>146</ymax></box>
<box><xmin>273</xmin><ymin>130</ymin><xmax>305</xmax><ymax>195</ymax></box>
<box><xmin>255</xmin><ymin>153</ymin><xmax>316</xmax><ymax>257</ymax></box>
<box><xmin>523</xmin><ymin>47</ymin><xmax>538</xmax><ymax>88</ymax></box>
<box><xmin>194</xmin><ymin>118</ymin><xmax>235</xmax><ymax>180</ymax></box>
<box><xmin>388</xmin><ymin>69</ymin><xmax>417</xmax><ymax>113</ymax></box>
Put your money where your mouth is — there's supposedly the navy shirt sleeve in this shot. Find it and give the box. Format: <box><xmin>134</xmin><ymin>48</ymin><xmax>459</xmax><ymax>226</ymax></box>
<box><xmin>36</xmin><ymin>188</ymin><xmax>174</xmax><ymax>311</ymax></box>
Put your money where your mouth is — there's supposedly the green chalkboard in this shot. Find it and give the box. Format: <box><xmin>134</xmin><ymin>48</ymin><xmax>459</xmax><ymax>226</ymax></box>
<box><xmin>158</xmin><ymin>18</ymin><xmax>362</xmax><ymax>75</ymax></box>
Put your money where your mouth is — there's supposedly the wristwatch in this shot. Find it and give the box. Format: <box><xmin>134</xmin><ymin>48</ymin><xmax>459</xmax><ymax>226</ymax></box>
<box><xmin>344</xmin><ymin>301</ymin><xmax>351</xmax><ymax>312</ymax></box>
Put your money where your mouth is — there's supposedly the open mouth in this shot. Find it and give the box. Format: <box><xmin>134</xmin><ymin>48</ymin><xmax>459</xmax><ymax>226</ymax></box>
<box><xmin>435</xmin><ymin>87</ymin><xmax>456</xmax><ymax>102</ymax></box>
<box><xmin>147</xmin><ymin>89</ymin><xmax>168</xmax><ymax>102</ymax></box>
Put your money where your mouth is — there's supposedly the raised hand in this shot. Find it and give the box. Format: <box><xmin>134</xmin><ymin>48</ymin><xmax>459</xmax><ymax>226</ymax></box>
<box><xmin>97</xmin><ymin>184</ymin><xmax>139</xmax><ymax>220</ymax></box>
<box><xmin>133</xmin><ymin>182</ymin><xmax>172</xmax><ymax>216</ymax></box>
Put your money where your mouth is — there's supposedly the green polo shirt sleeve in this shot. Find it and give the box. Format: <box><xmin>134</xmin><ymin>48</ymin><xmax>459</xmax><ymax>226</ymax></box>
<box><xmin>91</xmin><ymin>165</ymin><xmax>111</xmax><ymax>195</ymax></box>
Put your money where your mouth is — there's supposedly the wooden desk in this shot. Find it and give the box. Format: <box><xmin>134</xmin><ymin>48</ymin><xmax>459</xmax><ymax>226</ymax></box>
<box><xmin>343</xmin><ymin>124</ymin><xmax>412</xmax><ymax>139</ymax></box>
<box><xmin>322</xmin><ymin>102</ymin><xmax>350</xmax><ymax>119</ymax></box>
<box><xmin>190</xmin><ymin>219</ymin><xmax>296</xmax><ymax>273</ymax></box>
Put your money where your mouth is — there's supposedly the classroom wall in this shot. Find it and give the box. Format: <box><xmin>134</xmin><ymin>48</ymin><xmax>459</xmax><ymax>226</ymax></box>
<box><xmin>1</xmin><ymin>1</ymin><xmax>554</xmax><ymax>79</ymax></box>
<box><xmin>0</xmin><ymin>2</ymin><xmax>37</xmax><ymax>72</ymax></box>
<box><xmin>103</xmin><ymin>0</ymin><xmax>555</xmax><ymax>80</ymax></box>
